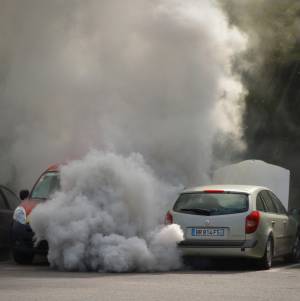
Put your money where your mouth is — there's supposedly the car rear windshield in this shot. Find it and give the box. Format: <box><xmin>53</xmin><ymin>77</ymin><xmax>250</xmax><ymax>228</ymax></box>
<box><xmin>31</xmin><ymin>172</ymin><xmax>60</xmax><ymax>200</ymax></box>
<box><xmin>173</xmin><ymin>192</ymin><xmax>249</xmax><ymax>216</ymax></box>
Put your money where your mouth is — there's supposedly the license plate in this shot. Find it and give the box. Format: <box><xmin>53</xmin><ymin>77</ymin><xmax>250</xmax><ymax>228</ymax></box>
<box><xmin>191</xmin><ymin>228</ymin><xmax>225</xmax><ymax>237</ymax></box>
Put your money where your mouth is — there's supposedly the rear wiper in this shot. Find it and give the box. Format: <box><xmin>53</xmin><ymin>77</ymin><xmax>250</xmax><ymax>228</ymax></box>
<box><xmin>180</xmin><ymin>208</ymin><xmax>212</xmax><ymax>215</ymax></box>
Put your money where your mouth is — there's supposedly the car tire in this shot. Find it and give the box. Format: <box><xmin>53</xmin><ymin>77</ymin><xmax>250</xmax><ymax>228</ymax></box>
<box><xmin>284</xmin><ymin>234</ymin><xmax>300</xmax><ymax>263</ymax></box>
<box><xmin>13</xmin><ymin>250</ymin><xmax>34</xmax><ymax>265</ymax></box>
<box><xmin>257</xmin><ymin>237</ymin><xmax>273</xmax><ymax>270</ymax></box>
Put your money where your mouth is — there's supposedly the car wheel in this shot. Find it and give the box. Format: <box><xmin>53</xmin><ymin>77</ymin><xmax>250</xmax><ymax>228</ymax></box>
<box><xmin>258</xmin><ymin>237</ymin><xmax>273</xmax><ymax>270</ymax></box>
<box><xmin>13</xmin><ymin>250</ymin><xmax>34</xmax><ymax>265</ymax></box>
<box><xmin>284</xmin><ymin>234</ymin><xmax>300</xmax><ymax>263</ymax></box>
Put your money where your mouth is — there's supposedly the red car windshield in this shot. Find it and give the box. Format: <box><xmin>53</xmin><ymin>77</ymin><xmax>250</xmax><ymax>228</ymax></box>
<box><xmin>31</xmin><ymin>172</ymin><xmax>60</xmax><ymax>199</ymax></box>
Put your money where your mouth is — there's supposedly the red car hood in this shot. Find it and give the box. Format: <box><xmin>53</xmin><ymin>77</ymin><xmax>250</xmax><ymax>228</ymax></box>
<box><xmin>20</xmin><ymin>199</ymin><xmax>43</xmax><ymax>215</ymax></box>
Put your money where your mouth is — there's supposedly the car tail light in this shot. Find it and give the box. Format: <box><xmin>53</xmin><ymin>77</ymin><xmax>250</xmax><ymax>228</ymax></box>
<box><xmin>165</xmin><ymin>211</ymin><xmax>173</xmax><ymax>225</ymax></box>
<box><xmin>245</xmin><ymin>211</ymin><xmax>260</xmax><ymax>234</ymax></box>
<box><xmin>204</xmin><ymin>190</ymin><xmax>224</xmax><ymax>193</ymax></box>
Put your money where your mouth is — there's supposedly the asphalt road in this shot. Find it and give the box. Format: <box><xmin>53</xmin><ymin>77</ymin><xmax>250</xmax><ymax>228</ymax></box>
<box><xmin>0</xmin><ymin>255</ymin><xmax>300</xmax><ymax>301</ymax></box>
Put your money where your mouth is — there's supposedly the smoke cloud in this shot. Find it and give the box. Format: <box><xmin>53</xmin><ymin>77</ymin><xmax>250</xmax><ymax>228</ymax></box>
<box><xmin>1</xmin><ymin>0</ymin><xmax>247</xmax><ymax>271</ymax></box>
<box><xmin>0</xmin><ymin>0</ymin><xmax>246</xmax><ymax>189</ymax></box>
<box><xmin>30</xmin><ymin>151</ymin><xmax>183</xmax><ymax>272</ymax></box>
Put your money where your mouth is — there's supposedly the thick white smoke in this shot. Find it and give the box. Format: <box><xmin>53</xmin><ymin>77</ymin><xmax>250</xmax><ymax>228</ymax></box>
<box><xmin>30</xmin><ymin>151</ymin><xmax>183</xmax><ymax>272</ymax></box>
<box><xmin>1</xmin><ymin>0</ymin><xmax>247</xmax><ymax>271</ymax></box>
<box><xmin>0</xmin><ymin>0</ymin><xmax>246</xmax><ymax>188</ymax></box>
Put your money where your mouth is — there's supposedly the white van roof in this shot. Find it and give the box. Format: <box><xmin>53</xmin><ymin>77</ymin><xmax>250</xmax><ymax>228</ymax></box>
<box><xmin>212</xmin><ymin>160</ymin><xmax>290</xmax><ymax>209</ymax></box>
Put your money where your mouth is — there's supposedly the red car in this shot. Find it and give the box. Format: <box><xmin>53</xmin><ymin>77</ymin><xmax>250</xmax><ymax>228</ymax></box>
<box><xmin>11</xmin><ymin>164</ymin><xmax>60</xmax><ymax>264</ymax></box>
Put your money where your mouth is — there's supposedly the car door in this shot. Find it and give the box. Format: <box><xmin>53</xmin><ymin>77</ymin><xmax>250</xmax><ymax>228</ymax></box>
<box><xmin>0</xmin><ymin>188</ymin><xmax>13</xmax><ymax>249</ymax></box>
<box><xmin>268</xmin><ymin>191</ymin><xmax>293</xmax><ymax>255</ymax></box>
<box><xmin>260</xmin><ymin>190</ymin><xmax>285</xmax><ymax>256</ymax></box>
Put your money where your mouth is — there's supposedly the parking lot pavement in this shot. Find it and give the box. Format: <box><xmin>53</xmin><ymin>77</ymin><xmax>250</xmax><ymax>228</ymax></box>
<box><xmin>0</xmin><ymin>259</ymin><xmax>300</xmax><ymax>301</ymax></box>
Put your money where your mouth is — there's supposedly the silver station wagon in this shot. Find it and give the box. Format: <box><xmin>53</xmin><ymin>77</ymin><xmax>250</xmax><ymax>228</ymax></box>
<box><xmin>165</xmin><ymin>185</ymin><xmax>300</xmax><ymax>269</ymax></box>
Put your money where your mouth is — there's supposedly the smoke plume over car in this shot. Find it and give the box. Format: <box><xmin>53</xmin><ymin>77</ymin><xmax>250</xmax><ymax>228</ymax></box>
<box><xmin>30</xmin><ymin>151</ymin><xmax>184</xmax><ymax>272</ymax></box>
<box><xmin>1</xmin><ymin>0</ymin><xmax>247</xmax><ymax>271</ymax></box>
<box><xmin>0</xmin><ymin>0</ymin><xmax>246</xmax><ymax>189</ymax></box>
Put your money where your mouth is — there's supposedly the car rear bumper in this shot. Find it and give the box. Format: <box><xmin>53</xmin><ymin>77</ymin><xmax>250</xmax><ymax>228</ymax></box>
<box><xmin>178</xmin><ymin>239</ymin><xmax>263</xmax><ymax>258</ymax></box>
<box><xmin>11</xmin><ymin>221</ymin><xmax>48</xmax><ymax>255</ymax></box>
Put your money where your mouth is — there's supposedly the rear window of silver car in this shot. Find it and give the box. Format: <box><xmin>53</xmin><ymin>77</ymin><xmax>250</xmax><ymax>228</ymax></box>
<box><xmin>173</xmin><ymin>192</ymin><xmax>249</xmax><ymax>216</ymax></box>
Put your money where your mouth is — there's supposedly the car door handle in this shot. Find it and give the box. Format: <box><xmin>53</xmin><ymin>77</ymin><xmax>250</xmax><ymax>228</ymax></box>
<box><xmin>272</xmin><ymin>221</ymin><xmax>276</xmax><ymax>226</ymax></box>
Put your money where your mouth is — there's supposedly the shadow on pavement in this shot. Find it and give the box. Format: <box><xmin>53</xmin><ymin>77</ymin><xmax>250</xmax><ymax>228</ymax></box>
<box><xmin>182</xmin><ymin>257</ymin><xmax>257</xmax><ymax>273</ymax></box>
<box><xmin>181</xmin><ymin>257</ymin><xmax>300</xmax><ymax>274</ymax></box>
<box><xmin>1</xmin><ymin>252</ymin><xmax>298</xmax><ymax>279</ymax></box>
<box><xmin>283</xmin><ymin>262</ymin><xmax>300</xmax><ymax>269</ymax></box>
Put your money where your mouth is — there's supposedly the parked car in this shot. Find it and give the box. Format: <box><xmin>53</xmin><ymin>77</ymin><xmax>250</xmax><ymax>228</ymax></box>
<box><xmin>165</xmin><ymin>185</ymin><xmax>300</xmax><ymax>269</ymax></box>
<box><xmin>11</xmin><ymin>164</ymin><xmax>60</xmax><ymax>264</ymax></box>
<box><xmin>0</xmin><ymin>185</ymin><xmax>20</xmax><ymax>251</ymax></box>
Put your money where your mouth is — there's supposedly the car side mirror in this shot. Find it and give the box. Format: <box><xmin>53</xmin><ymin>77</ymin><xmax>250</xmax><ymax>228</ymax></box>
<box><xmin>19</xmin><ymin>190</ymin><xmax>29</xmax><ymax>200</ymax></box>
